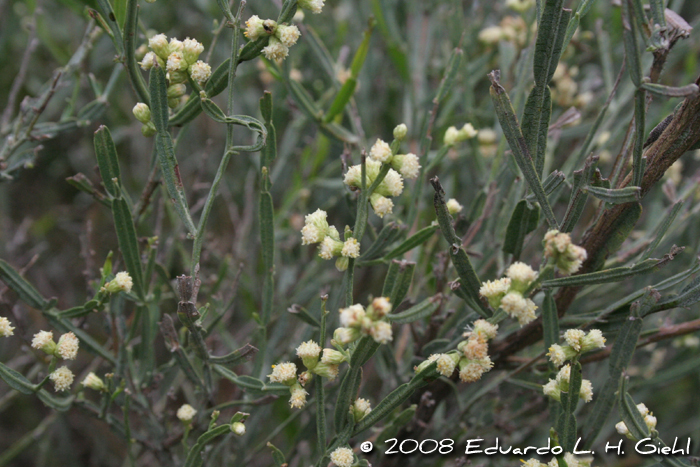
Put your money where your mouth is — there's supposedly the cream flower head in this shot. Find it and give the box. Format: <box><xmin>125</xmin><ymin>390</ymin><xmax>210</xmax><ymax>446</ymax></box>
<box><xmin>329</xmin><ymin>447</ymin><xmax>354</xmax><ymax>467</ymax></box>
<box><xmin>0</xmin><ymin>317</ymin><xmax>14</xmax><ymax>337</ymax></box>
<box><xmin>268</xmin><ymin>362</ymin><xmax>297</xmax><ymax>384</ymax></box>
<box><xmin>57</xmin><ymin>332</ymin><xmax>79</xmax><ymax>360</ymax></box>
<box><xmin>50</xmin><ymin>366</ymin><xmax>74</xmax><ymax>392</ymax></box>
<box><xmin>177</xmin><ymin>404</ymin><xmax>197</xmax><ymax>422</ymax></box>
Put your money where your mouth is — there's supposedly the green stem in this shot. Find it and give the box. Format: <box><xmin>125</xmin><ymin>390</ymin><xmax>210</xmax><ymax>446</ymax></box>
<box><xmin>190</xmin><ymin>2</ymin><xmax>243</xmax><ymax>275</ymax></box>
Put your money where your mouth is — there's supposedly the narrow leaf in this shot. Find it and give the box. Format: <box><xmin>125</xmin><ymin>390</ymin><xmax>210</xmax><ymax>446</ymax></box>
<box><xmin>584</xmin><ymin>185</ymin><xmax>641</xmax><ymax>204</ymax></box>
<box><xmin>111</xmin><ymin>198</ymin><xmax>144</xmax><ymax>299</ymax></box>
<box><xmin>0</xmin><ymin>259</ymin><xmax>48</xmax><ymax>310</ymax></box>
<box><xmin>387</xmin><ymin>297</ymin><xmax>440</xmax><ymax>324</ymax></box>
<box><xmin>503</xmin><ymin>199</ymin><xmax>540</xmax><ymax>259</ymax></box>
<box><xmin>93</xmin><ymin>126</ymin><xmax>122</xmax><ymax>198</ymax></box>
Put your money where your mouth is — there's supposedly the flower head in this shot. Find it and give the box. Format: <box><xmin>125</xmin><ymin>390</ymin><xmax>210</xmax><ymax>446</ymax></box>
<box><xmin>296</xmin><ymin>340</ymin><xmax>321</xmax><ymax>358</ymax></box>
<box><xmin>340</xmin><ymin>304</ymin><xmax>366</xmax><ymax>327</ymax></box>
<box><xmin>459</xmin><ymin>357</ymin><xmax>492</xmax><ymax>383</ymax></box>
<box><xmin>321</xmin><ymin>348</ymin><xmax>346</xmax><ymax>365</ymax></box>
<box><xmin>104</xmin><ymin>271</ymin><xmax>133</xmax><ymax>294</ymax></box>
<box><xmin>446</xmin><ymin>198</ymin><xmax>463</xmax><ymax>215</ymax></box>
<box><xmin>32</xmin><ymin>330</ymin><xmax>55</xmax><ymax>354</ymax></box>
<box><xmin>341</xmin><ymin>238</ymin><xmax>361</xmax><ymax>258</ymax></box>
<box><xmin>182</xmin><ymin>37</ymin><xmax>204</xmax><ymax>64</ymax></box>
<box><xmin>139</xmin><ymin>51</ymin><xmax>161</xmax><ymax>70</ymax></box>
<box><xmin>472</xmin><ymin>319</ymin><xmax>499</xmax><ymax>341</ymax></box>
<box><xmin>432</xmin><ymin>353</ymin><xmax>458</xmax><ymax>377</ymax></box>
<box><xmin>298</xmin><ymin>0</ymin><xmax>325</xmax><ymax>14</ymax></box>
<box><xmin>329</xmin><ymin>447</ymin><xmax>354</xmax><ymax>467</ymax></box>
<box><xmin>244</xmin><ymin>15</ymin><xmax>267</xmax><ymax>40</ymax></box>
<box><xmin>82</xmin><ymin>372</ymin><xmax>106</xmax><ymax>391</ymax></box>
<box><xmin>301</xmin><ymin>209</ymin><xmax>330</xmax><ymax>245</ymax></box>
<box><xmin>333</xmin><ymin>327</ymin><xmax>361</xmax><ymax>345</ymax></box>
<box><xmin>391</xmin><ymin>153</ymin><xmax>421</xmax><ymax>179</ymax></box>
<box><xmin>177</xmin><ymin>404</ymin><xmax>197</xmax><ymax>422</ymax></box>
<box><xmin>57</xmin><ymin>332</ymin><xmax>79</xmax><ymax>360</ymax></box>
<box><xmin>49</xmin><ymin>366</ymin><xmax>74</xmax><ymax>392</ymax></box>
<box><xmin>133</xmin><ymin>103</ymin><xmax>152</xmax><ymax>124</ymax></box>
<box><xmin>268</xmin><ymin>362</ymin><xmax>297</xmax><ymax>384</ymax></box>
<box><xmin>369</xmin><ymin>321</ymin><xmax>393</xmax><ymax>344</ymax></box>
<box><xmin>581</xmin><ymin>329</ymin><xmax>606</xmax><ymax>352</ymax></box>
<box><xmin>547</xmin><ymin>343</ymin><xmax>576</xmax><ymax>367</ymax></box>
<box><xmin>479</xmin><ymin>278</ymin><xmax>511</xmax><ymax>309</ymax></box>
<box><xmin>500</xmin><ymin>291</ymin><xmax>537</xmax><ymax>325</ymax></box>
<box><xmin>543</xmin><ymin>230</ymin><xmax>587</xmax><ymax>275</ymax></box>
<box><xmin>189</xmin><ymin>60</ymin><xmax>212</xmax><ymax>85</ymax></box>
<box><xmin>369</xmin><ymin>139</ymin><xmax>393</xmax><ymax>163</ymax></box>
<box><xmin>506</xmin><ymin>262</ymin><xmax>538</xmax><ymax>289</ymax></box>
<box><xmin>0</xmin><ymin>317</ymin><xmax>15</xmax><ymax>337</ymax></box>
<box><xmin>289</xmin><ymin>383</ymin><xmax>308</xmax><ymax>408</ymax></box>
<box><xmin>166</xmin><ymin>51</ymin><xmax>186</xmax><ymax>73</ymax></box>
<box><xmin>276</xmin><ymin>24</ymin><xmax>301</xmax><ymax>47</ymax></box>
<box><xmin>148</xmin><ymin>33</ymin><xmax>169</xmax><ymax>59</ymax></box>
<box><xmin>168</xmin><ymin>38</ymin><xmax>184</xmax><ymax>54</ymax></box>
<box><xmin>262</xmin><ymin>36</ymin><xmax>289</xmax><ymax>61</ymax></box>
<box><xmin>369</xmin><ymin>193</ymin><xmax>394</xmax><ymax>218</ymax></box>
<box><xmin>462</xmin><ymin>337</ymin><xmax>488</xmax><ymax>360</ymax></box>
<box><xmin>563</xmin><ymin>329</ymin><xmax>585</xmax><ymax>352</ymax></box>
<box><xmin>377</xmin><ymin>169</ymin><xmax>404</xmax><ymax>197</ymax></box>
<box><xmin>352</xmin><ymin>398</ymin><xmax>372</xmax><ymax>422</ymax></box>
<box><xmin>370</xmin><ymin>297</ymin><xmax>392</xmax><ymax>318</ymax></box>
<box><xmin>394</xmin><ymin>123</ymin><xmax>407</xmax><ymax>140</ymax></box>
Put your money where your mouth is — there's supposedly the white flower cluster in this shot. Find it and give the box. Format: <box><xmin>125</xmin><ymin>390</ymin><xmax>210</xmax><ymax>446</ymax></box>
<box><xmin>300</xmin><ymin>209</ymin><xmax>361</xmax><ymax>271</ymax></box>
<box><xmin>523</xmin><ymin>452</ymin><xmax>593</xmax><ymax>467</ymax></box>
<box><xmin>296</xmin><ymin>339</ymin><xmax>342</xmax><ymax>382</ymax></box>
<box><xmin>542</xmin><ymin>364</ymin><xmax>594</xmax><ymax>403</ymax></box>
<box><xmin>267</xmin><ymin>362</ymin><xmax>312</xmax><ymax>409</ymax></box>
<box><xmin>444</xmin><ymin>123</ymin><xmax>478</xmax><ymax>146</ymax></box>
<box><xmin>139</xmin><ymin>34</ymin><xmax>211</xmax><ymax>114</ymax></box>
<box><xmin>0</xmin><ymin>316</ymin><xmax>14</xmax><ymax>337</ymax></box>
<box><xmin>547</xmin><ymin>329</ymin><xmax>606</xmax><ymax>367</ymax></box>
<box><xmin>415</xmin><ymin>319</ymin><xmax>498</xmax><ymax>383</ymax></box>
<box><xmin>245</xmin><ymin>16</ymin><xmax>302</xmax><ymax>61</ymax></box>
<box><xmin>333</xmin><ymin>297</ymin><xmax>394</xmax><ymax>346</ymax></box>
<box><xmin>30</xmin><ymin>330</ymin><xmax>81</xmax><ymax>392</ymax></box>
<box><xmin>102</xmin><ymin>271</ymin><xmax>134</xmax><ymax>294</ymax></box>
<box><xmin>368</xmin><ymin>133</ymin><xmax>421</xmax><ymax>180</ymax></box>
<box><xmin>615</xmin><ymin>403</ymin><xmax>657</xmax><ymax>440</ymax></box>
<box><xmin>344</xmin><ymin>159</ymin><xmax>404</xmax><ymax>218</ymax></box>
<box><xmin>543</xmin><ymin>230</ymin><xmax>588</xmax><ymax>275</ymax></box>
<box><xmin>479</xmin><ymin>262</ymin><xmax>539</xmax><ymax>325</ymax></box>
<box><xmin>329</xmin><ymin>446</ymin><xmax>354</xmax><ymax>467</ymax></box>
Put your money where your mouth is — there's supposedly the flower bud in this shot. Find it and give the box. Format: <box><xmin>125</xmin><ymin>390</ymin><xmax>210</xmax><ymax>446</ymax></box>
<box><xmin>167</xmin><ymin>84</ymin><xmax>186</xmax><ymax>99</ymax></box>
<box><xmin>298</xmin><ymin>0</ymin><xmax>325</xmax><ymax>14</ymax></box>
<box><xmin>148</xmin><ymin>34</ymin><xmax>170</xmax><ymax>59</ymax></box>
<box><xmin>168</xmin><ymin>38</ymin><xmax>184</xmax><ymax>55</ymax></box>
<box><xmin>276</xmin><ymin>24</ymin><xmax>300</xmax><ymax>47</ymax></box>
<box><xmin>333</xmin><ymin>327</ymin><xmax>360</xmax><ymax>346</ymax></box>
<box><xmin>232</xmin><ymin>422</ymin><xmax>246</xmax><ymax>435</ymax></box>
<box><xmin>182</xmin><ymin>37</ymin><xmax>204</xmax><ymax>65</ymax></box>
<box><xmin>32</xmin><ymin>331</ymin><xmax>56</xmax><ymax>355</ymax></box>
<box><xmin>82</xmin><ymin>372</ymin><xmax>106</xmax><ymax>391</ymax></box>
<box><xmin>351</xmin><ymin>398</ymin><xmax>372</xmax><ymax>422</ymax></box>
<box><xmin>393</xmin><ymin>123</ymin><xmax>408</xmax><ymax>140</ymax></box>
<box><xmin>312</xmin><ymin>362</ymin><xmax>339</xmax><ymax>380</ymax></box>
<box><xmin>132</xmin><ymin>103</ymin><xmax>152</xmax><ymax>124</ymax></box>
<box><xmin>142</xmin><ymin>123</ymin><xmax>157</xmax><ymax>137</ymax></box>
<box><xmin>244</xmin><ymin>16</ymin><xmax>267</xmax><ymax>40</ymax></box>
<box><xmin>289</xmin><ymin>382</ymin><xmax>308</xmax><ymax>408</ymax></box>
<box><xmin>321</xmin><ymin>348</ymin><xmax>346</xmax><ymax>365</ymax></box>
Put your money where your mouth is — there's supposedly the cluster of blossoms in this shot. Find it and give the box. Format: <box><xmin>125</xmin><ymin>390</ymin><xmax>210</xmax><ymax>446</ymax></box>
<box><xmin>333</xmin><ymin>297</ymin><xmax>394</xmax><ymax>346</ymax></box>
<box><xmin>245</xmin><ymin>16</ymin><xmax>301</xmax><ymax>62</ymax></box>
<box><xmin>444</xmin><ymin>123</ymin><xmax>478</xmax><ymax>146</ymax></box>
<box><xmin>101</xmin><ymin>271</ymin><xmax>134</xmax><ymax>295</ymax></box>
<box><xmin>479</xmin><ymin>262</ymin><xmax>539</xmax><ymax>325</ymax></box>
<box><xmin>415</xmin><ymin>319</ymin><xmax>498</xmax><ymax>383</ymax></box>
<box><xmin>615</xmin><ymin>403</ymin><xmax>657</xmax><ymax>440</ymax></box>
<box><xmin>31</xmin><ymin>330</ymin><xmax>81</xmax><ymax>391</ymax></box>
<box><xmin>268</xmin><ymin>362</ymin><xmax>311</xmax><ymax>409</ymax></box>
<box><xmin>300</xmin><ymin>209</ymin><xmax>360</xmax><ymax>271</ymax></box>
<box><xmin>547</xmin><ymin>329</ymin><xmax>606</xmax><ymax>367</ymax></box>
<box><xmin>344</xmin><ymin>124</ymin><xmax>415</xmax><ymax>218</ymax></box>
<box><xmin>522</xmin><ymin>452</ymin><xmax>593</xmax><ymax>467</ymax></box>
<box><xmin>542</xmin><ymin>363</ymin><xmax>594</xmax><ymax>403</ymax></box>
<box><xmin>543</xmin><ymin>230</ymin><xmax>588</xmax><ymax>275</ymax></box>
<box><xmin>136</xmin><ymin>35</ymin><xmax>211</xmax><ymax>134</ymax></box>
<box><xmin>329</xmin><ymin>446</ymin><xmax>355</xmax><ymax>467</ymax></box>
<box><xmin>0</xmin><ymin>316</ymin><xmax>15</xmax><ymax>338</ymax></box>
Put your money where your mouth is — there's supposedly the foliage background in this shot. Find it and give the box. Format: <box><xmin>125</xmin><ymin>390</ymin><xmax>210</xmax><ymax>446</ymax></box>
<box><xmin>1</xmin><ymin>0</ymin><xmax>700</xmax><ymax>465</ymax></box>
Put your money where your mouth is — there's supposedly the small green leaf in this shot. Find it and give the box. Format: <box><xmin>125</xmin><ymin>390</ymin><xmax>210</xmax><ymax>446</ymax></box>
<box><xmin>503</xmin><ymin>200</ymin><xmax>540</xmax><ymax>259</ymax></box>
<box><xmin>584</xmin><ymin>185</ymin><xmax>641</xmax><ymax>205</ymax></box>
<box><xmin>633</xmin><ymin>88</ymin><xmax>646</xmax><ymax>186</ymax></box>
<box><xmin>384</xmin><ymin>225</ymin><xmax>438</xmax><ymax>260</ymax></box>
<box><xmin>0</xmin><ymin>362</ymin><xmax>35</xmax><ymax>394</ymax></box>
<box><xmin>0</xmin><ymin>259</ymin><xmax>48</xmax><ymax>310</ymax></box>
<box><xmin>37</xmin><ymin>389</ymin><xmax>73</xmax><ymax>412</ymax></box>
<box><xmin>387</xmin><ymin>297</ymin><xmax>440</xmax><ymax>324</ymax></box>
<box><xmin>267</xmin><ymin>442</ymin><xmax>287</xmax><ymax>467</ymax></box>
<box><xmin>111</xmin><ymin>198</ymin><xmax>144</xmax><ymax>299</ymax></box>
<box><xmin>622</xmin><ymin>0</ymin><xmax>643</xmax><ymax>87</ymax></box>
<box><xmin>93</xmin><ymin>126</ymin><xmax>122</xmax><ymax>198</ymax></box>
<box><xmin>641</xmin><ymin>82</ymin><xmax>699</xmax><ymax>98</ymax></box>
<box><xmin>434</xmin><ymin>47</ymin><xmax>463</xmax><ymax>105</ymax></box>
<box><xmin>388</xmin><ymin>261</ymin><xmax>415</xmax><ymax>307</ymax></box>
